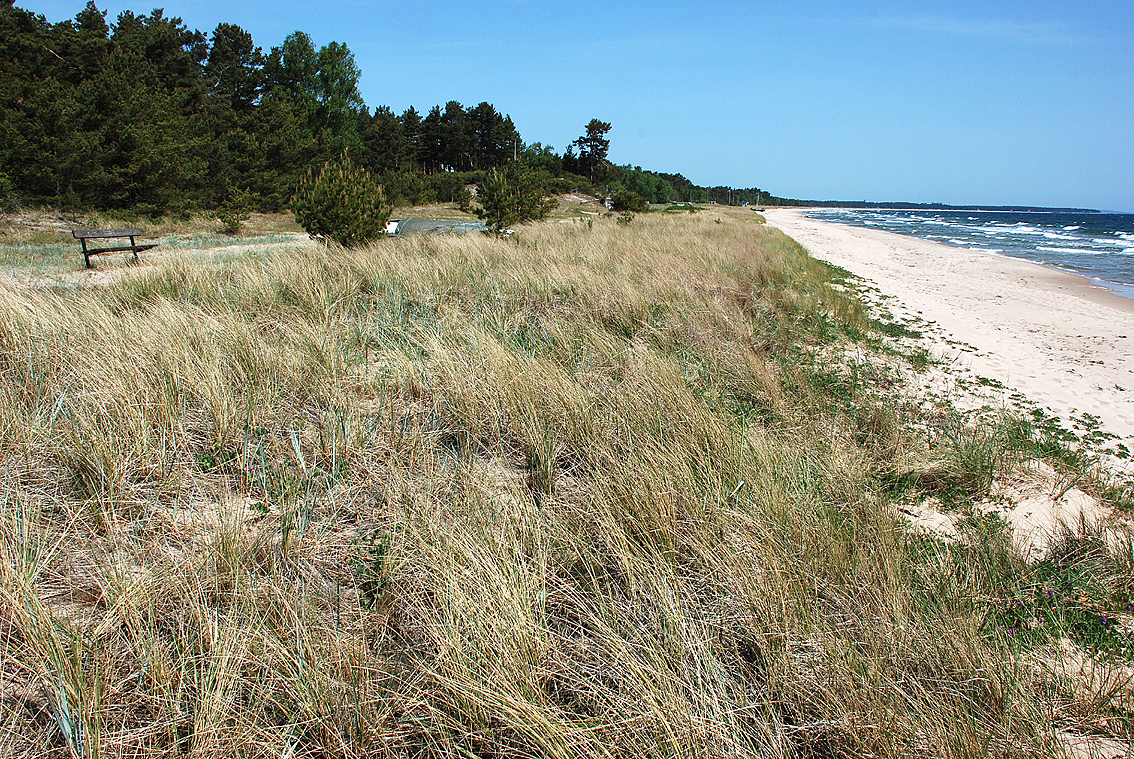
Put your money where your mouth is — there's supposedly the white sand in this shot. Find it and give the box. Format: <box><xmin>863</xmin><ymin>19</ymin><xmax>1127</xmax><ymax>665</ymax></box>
<box><xmin>763</xmin><ymin>209</ymin><xmax>1134</xmax><ymax>444</ymax></box>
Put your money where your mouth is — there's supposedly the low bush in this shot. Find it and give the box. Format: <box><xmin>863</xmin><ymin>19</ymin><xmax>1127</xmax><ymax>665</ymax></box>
<box><xmin>379</xmin><ymin>170</ymin><xmax>436</xmax><ymax>207</ymax></box>
<box><xmin>476</xmin><ymin>161</ymin><xmax>557</xmax><ymax>234</ymax></box>
<box><xmin>292</xmin><ymin>154</ymin><xmax>391</xmax><ymax>246</ymax></box>
<box><xmin>214</xmin><ymin>188</ymin><xmax>257</xmax><ymax>235</ymax></box>
<box><xmin>611</xmin><ymin>189</ymin><xmax>647</xmax><ymax>212</ymax></box>
<box><xmin>429</xmin><ymin>171</ymin><xmax>486</xmax><ymax>205</ymax></box>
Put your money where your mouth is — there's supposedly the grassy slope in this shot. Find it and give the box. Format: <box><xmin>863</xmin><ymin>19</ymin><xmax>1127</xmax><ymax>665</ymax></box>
<box><xmin>0</xmin><ymin>209</ymin><xmax>1131</xmax><ymax>757</ymax></box>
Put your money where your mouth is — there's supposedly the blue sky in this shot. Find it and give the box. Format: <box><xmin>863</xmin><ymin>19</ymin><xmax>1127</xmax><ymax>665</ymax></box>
<box><xmin>24</xmin><ymin>0</ymin><xmax>1134</xmax><ymax>211</ymax></box>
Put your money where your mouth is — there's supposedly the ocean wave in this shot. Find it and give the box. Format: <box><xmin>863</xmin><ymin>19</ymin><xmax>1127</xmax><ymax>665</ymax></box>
<box><xmin>805</xmin><ymin>211</ymin><xmax>1134</xmax><ymax>291</ymax></box>
<box><xmin>1038</xmin><ymin>246</ymin><xmax>1103</xmax><ymax>255</ymax></box>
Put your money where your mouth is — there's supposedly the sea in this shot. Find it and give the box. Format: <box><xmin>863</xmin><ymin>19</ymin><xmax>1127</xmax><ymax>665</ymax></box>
<box><xmin>803</xmin><ymin>209</ymin><xmax>1134</xmax><ymax>300</ymax></box>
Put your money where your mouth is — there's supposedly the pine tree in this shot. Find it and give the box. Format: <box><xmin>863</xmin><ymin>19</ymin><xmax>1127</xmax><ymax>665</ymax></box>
<box><xmin>292</xmin><ymin>152</ymin><xmax>390</xmax><ymax>247</ymax></box>
<box><xmin>358</xmin><ymin>105</ymin><xmax>411</xmax><ymax>173</ymax></box>
<box><xmin>206</xmin><ymin>23</ymin><xmax>263</xmax><ymax>114</ymax></box>
<box><xmin>476</xmin><ymin>161</ymin><xmax>556</xmax><ymax>235</ymax></box>
<box><xmin>572</xmin><ymin>119</ymin><xmax>611</xmax><ymax>182</ymax></box>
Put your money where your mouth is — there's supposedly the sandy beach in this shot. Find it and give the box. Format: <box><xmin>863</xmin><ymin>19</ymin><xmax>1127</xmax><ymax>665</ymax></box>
<box><xmin>763</xmin><ymin>208</ymin><xmax>1134</xmax><ymax>444</ymax></box>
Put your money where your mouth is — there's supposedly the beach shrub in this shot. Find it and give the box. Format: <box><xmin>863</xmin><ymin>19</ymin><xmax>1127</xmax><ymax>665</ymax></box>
<box><xmin>429</xmin><ymin>171</ymin><xmax>484</xmax><ymax>203</ymax></box>
<box><xmin>379</xmin><ymin>170</ymin><xmax>435</xmax><ymax>207</ymax></box>
<box><xmin>293</xmin><ymin>154</ymin><xmax>391</xmax><ymax>246</ymax></box>
<box><xmin>611</xmin><ymin>189</ymin><xmax>647</xmax><ymax>213</ymax></box>
<box><xmin>457</xmin><ymin>187</ymin><xmax>473</xmax><ymax>212</ymax></box>
<box><xmin>214</xmin><ymin>187</ymin><xmax>257</xmax><ymax>235</ymax></box>
<box><xmin>476</xmin><ymin>161</ymin><xmax>557</xmax><ymax>235</ymax></box>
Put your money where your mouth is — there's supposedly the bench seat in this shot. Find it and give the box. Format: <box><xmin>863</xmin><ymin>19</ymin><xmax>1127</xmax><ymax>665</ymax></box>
<box><xmin>72</xmin><ymin>228</ymin><xmax>157</xmax><ymax>268</ymax></box>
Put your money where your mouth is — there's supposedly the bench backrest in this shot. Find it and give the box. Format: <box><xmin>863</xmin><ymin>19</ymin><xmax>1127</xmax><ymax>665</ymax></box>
<box><xmin>73</xmin><ymin>228</ymin><xmax>143</xmax><ymax>239</ymax></box>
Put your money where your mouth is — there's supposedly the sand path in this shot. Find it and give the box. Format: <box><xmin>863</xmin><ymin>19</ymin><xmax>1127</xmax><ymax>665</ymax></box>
<box><xmin>763</xmin><ymin>209</ymin><xmax>1134</xmax><ymax>443</ymax></box>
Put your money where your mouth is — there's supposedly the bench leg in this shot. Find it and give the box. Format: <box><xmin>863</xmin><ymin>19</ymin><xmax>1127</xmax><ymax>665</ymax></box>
<box><xmin>82</xmin><ymin>239</ymin><xmax>92</xmax><ymax>269</ymax></box>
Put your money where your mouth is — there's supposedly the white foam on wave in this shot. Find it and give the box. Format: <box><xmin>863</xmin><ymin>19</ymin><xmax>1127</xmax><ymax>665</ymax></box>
<box><xmin>1042</xmin><ymin>232</ymin><xmax>1079</xmax><ymax>240</ymax></box>
<box><xmin>1063</xmin><ymin>225</ymin><xmax>1081</xmax><ymax>230</ymax></box>
<box><xmin>1038</xmin><ymin>246</ymin><xmax>1101</xmax><ymax>255</ymax></box>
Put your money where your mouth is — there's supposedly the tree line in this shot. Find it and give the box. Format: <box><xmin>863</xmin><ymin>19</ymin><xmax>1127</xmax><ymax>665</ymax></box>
<box><xmin>0</xmin><ymin>0</ymin><xmax>785</xmax><ymax>216</ymax></box>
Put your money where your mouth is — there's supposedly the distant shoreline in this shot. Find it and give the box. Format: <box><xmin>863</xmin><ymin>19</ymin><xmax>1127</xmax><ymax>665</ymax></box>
<box><xmin>796</xmin><ymin>206</ymin><xmax>1134</xmax><ymax>298</ymax></box>
<box><xmin>768</xmin><ymin>204</ymin><xmax>1103</xmax><ymax>214</ymax></box>
<box><xmin>763</xmin><ymin>208</ymin><xmax>1134</xmax><ymax>442</ymax></box>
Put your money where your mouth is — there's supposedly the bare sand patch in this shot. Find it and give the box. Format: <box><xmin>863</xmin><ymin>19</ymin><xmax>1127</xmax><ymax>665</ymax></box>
<box><xmin>902</xmin><ymin>461</ymin><xmax>1128</xmax><ymax>559</ymax></box>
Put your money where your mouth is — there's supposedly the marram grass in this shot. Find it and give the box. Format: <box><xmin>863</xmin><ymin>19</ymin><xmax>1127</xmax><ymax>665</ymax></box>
<box><xmin>0</xmin><ymin>211</ymin><xmax>1129</xmax><ymax>757</ymax></box>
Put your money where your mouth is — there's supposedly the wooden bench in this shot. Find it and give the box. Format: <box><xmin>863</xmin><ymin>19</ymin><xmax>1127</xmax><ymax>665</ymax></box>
<box><xmin>72</xmin><ymin>228</ymin><xmax>157</xmax><ymax>268</ymax></box>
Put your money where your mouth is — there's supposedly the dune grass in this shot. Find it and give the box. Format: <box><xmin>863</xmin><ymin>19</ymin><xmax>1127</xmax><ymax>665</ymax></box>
<box><xmin>0</xmin><ymin>210</ymin><xmax>1131</xmax><ymax>757</ymax></box>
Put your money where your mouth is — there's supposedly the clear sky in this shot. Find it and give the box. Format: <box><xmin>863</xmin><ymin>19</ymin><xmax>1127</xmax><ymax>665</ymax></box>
<box><xmin>23</xmin><ymin>0</ymin><xmax>1134</xmax><ymax>211</ymax></box>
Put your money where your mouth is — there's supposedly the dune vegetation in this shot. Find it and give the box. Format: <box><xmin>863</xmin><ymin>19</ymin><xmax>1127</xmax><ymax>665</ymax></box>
<box><xmin>1</xmin><ymin>209</ymin><xmax>1132</xmax><ymax>757</ymax></box>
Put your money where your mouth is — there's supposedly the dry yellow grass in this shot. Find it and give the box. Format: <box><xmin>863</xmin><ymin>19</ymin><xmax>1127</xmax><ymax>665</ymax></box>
<box><xmin>0</xmin><ymin>211</ymin><xmax>1129</xmax><ymax>757</ymax></box>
